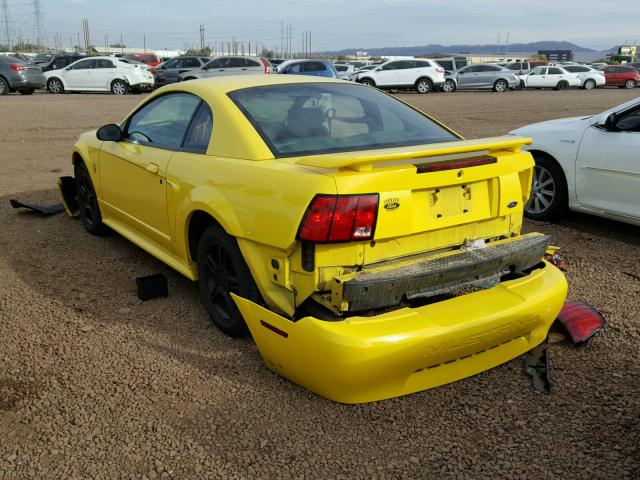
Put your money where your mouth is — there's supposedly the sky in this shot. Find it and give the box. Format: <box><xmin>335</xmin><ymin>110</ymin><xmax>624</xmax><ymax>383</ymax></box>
<box><xmin>6</xmin><ymin>0</ymin><xmax>639</xmax><ymax>52</ymax></box>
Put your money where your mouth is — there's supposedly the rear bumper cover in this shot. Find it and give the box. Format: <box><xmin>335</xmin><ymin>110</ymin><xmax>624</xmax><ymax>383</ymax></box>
<box><xmin>232</xmin><ymin>260</ymin><xmax>568</xmax><ymax>403</ymax></box>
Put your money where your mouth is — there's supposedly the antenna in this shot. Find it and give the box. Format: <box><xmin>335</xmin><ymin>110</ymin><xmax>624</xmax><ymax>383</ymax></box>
<box><xmin>1</xmin><ymin>0</ymin><xmax>11</xmax><ymax>49</ymax></box>
<box><xmin>32</xmin><ymin>0</ymin><xmax>45</xmax><ymax>49</ymax></box>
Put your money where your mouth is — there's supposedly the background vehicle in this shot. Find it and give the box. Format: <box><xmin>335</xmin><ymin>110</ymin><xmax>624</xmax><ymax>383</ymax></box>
<box><xmin>179</xmin><ymin>56</ymin><xmax>270</xmax><ymax>81</ymax></box>
<box><xmin>333</xmin><ymin>63</ymin><xmax>355</xmax><ymax>79</ymax></box>
<box><xmin>354</xmin><ymin>59</ymin><xmax>444</xmax><ymax>94</ymax></box>
<box><xmin>562</xmin><ymin>65</ymin><xmax>605</xmax><ymax>89</ymax></box>
<box><xmin>432</xmin><ymin>56</ymin><xmax>469</xmax><ymax>73</ymax></box>
<box><xmin>510</xmin><ymin>97</ymin><xmax>640</xmax><ymax>225</ymax></box>
<box><xmin>520</xmin><ymin>66</ymin><xmax>581</xmax><ymax>90</ymax></box>
<box><xmin>153</xmin><ymin>56</ymin><xmax>210</xmax><ymax>87</ymax></box>
<box><xmin>124</xmin><ymin>53</ymin><xmax>162</xmax><ymax>67</ymax></box>
<box><xmin>504</xmin><ymin>61</ymin><xmax>531</xmax><ymax>77</ymax></box>
<box><xmin>37</xmin><ymin>53</ymin><xmax>86</xmax><ymax>72</ymax></box>
<box><xmin>347</xmin><ymin>64</ymin><xmax>376</xmax><ymax>81</ymax></box>
<box><xmin>452</xmin><ymin>64</ymin><xmax>518</xmax><ymax>92</ymax></box>
<box><xmin>0</xmin><ymin>56</ymin><xmax>45</xmax><ymax>95</ymax></box>
<box><xmin>603</xmin><ymin>65</ymin><xmax>639</xmax><ymax>89</ymax></box>
<box><xmin>278</xmin><ymin>59</ymin><xmax>337</xmax><ymax>78</ymax></box>
<box><xmin>63</xmin><ymin>75</ymin><xmax>567</xmax><ymax>403</ymax></box>
<box><xmin>45</xmin><ymin>57</ymin><xmax>154</xmax><ymax>95</ymax></box>
<box><xmin>29</xmin><ymin>53</ymin><xmax>53</xmax><ymax>64</ymax></box>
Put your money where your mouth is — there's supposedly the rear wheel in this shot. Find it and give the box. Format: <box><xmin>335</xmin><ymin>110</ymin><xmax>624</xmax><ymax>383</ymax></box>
<box><xmin>583</xmin><ymin>79</ymin><xmax>596</xmax><ymax>90</ymax></box>
<box><xmin>197</xmin><ymin>226</ymin><xmax>262</xmax><ymax>337</ymax></box>
<box><xmin>524</xmin><ymin>154</ymin><xmax>568</xmax><ymax>221</ymax></box>
<box><xmin>0</xmin><ymin>77</ymin><xmax>8</xmax><ymax>95</ymax></box>
<box><xmin>75</xmin><ymin>162</ymin><xmax>108</xmax><ymax>235</ymax></box>
<box><xmin>415</xmin><ymin>78</ymin><xmax>432</xmax><ymax>94</ymax></box>
<box><xmin>442</xmin><ymin>79</ymin><xmax>456</xmax><ymax>93</ymax></box>
<box><xmin>555</xmin><ymin>80</ymin><xmax>569</xmax><ymax>90</ymax></box>
<box><xmin>47</xmin><ymin>78</ymin><xmax>64</xmax><ymax>94</ymax></box>
<box><xmin>111</xmin><ymin>79</ymin><xmax>129</xmax><ymax>95</ymax></box>
<box><xmin>493</xmin><ymin>79</ymin><xmax>508</xmax><ymax>92</ymax></box>
<box><xmin>359</xmin><ymin>78</ymin><xmax>375</xmax><ymax>87</ymax></box>
<box><xmin>624</xmin><ymin>79</ymin><xmax>636</xmax><ymax>89</ymax></box>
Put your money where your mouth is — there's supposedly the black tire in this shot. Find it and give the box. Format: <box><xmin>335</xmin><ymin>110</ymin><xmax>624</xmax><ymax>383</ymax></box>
<box><xmin>583</xmin><ymin>79</ymin><xmax>596</xmax><ymax>90</ymax></box>
<box><xmin>196</xmin><ymin>226</ymin><xmax>261</xmax><ymax>337</ymax></box>
<box><xmin>493</xmin><ymin>79</ymin><xmax>508</xmax><ymax>92</ymax></box>
<box><xmin>442</xmin><ymin>79</ymin><xmax>456</xmax><ymax>93</ymax></box>
<box><xmin>555</xmin><ymin>80</ymin><xmax>568</xmax><ymax>90</ymax></box>
<box><xmin>0</xmin><ymin>77</ymin><xmax>10</xmax><ymax>95</ymax></box>
<box><xmin>47</xmin><ymin>77</ymin><xmax>64</xmax><ymax>94</ymax></box>
<box><xmin>415</xmin><ymin>77</ymin><xmax>432</xmax><ymax>94</ymax></box>
<box><xmin>359</xmin><ymin>78</ymin><xmax>375</xmax><ymax>87</ymax></box>
<box><xmin>75</xmin><ymin>162</ymin><xmax>108</xmax><ymax>235</ymax></box>
<box><xmin>19</xmin><ymin>88</ymin><xmax>35</xmax><ymax>95</ymax></box>
<box><xmin>524</xmin><ymin>153</ymin><xmax>568</xmax><ymax>221</ymax></box>
<box><xmin>111</xmin><ymin>79</ymin><xmax>129</xmax><ymax>95</ymax></box>
<box><xmin>624</xmin><ymin>79</ymin><xmax>636</xmax><ymax>89</ymax></box>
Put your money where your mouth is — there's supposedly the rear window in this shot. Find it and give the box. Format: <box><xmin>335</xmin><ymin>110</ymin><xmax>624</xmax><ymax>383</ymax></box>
<box><xmin>335</xmin><ymin>65</ymin><xmax>349</xmax><ymax>71</ymax></box>
<box><xmin>228</xmin><ymin>83</ymin><xmax>459</xmax><ymax>158</ymax></box>
<box><xmin>436</xmin><ymin>60</ymin><xmax>453</xmax><ymax>71</ymax></box>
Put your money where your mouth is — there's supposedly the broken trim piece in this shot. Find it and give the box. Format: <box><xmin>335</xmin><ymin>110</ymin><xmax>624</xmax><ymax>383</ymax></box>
<box><xmin>525</xmin><ymin>344</ymin><xmax>551</xmax><ymax>394</ymax></box>
<box><xmin>9</xmin><ymin>199</ymin><xmax>65</xmax><ymax>216</ymax></box>
<box><xmin>57</xmin><ymin>176</ymin><xmax>79</xmax><ymax>217</ymax></box>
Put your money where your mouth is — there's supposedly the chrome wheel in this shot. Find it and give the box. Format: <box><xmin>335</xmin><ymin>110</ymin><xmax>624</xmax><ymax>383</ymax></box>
<box><xmin>0</xmin><ymin>78</ymin><xmax>8</xmax><ymax>95</ymax></box>
<box><xmin>416</xmin><ymin>79</ymin><xmax>431</xmax><ymax>94</ymax></box>
<box><xmin>442</xmin><ymin>79</ymin><xmax>456</xmax><ymax>93</ymax></box>
<box><xmin>48</xmin><ymin>78</ymin><xmax>63</xmax><ymax>93</ymax></box>
<box><xmin>111</xmin><ymin>80</ymin><xmax>127</xmax><ymax>95</ymax></box>
<box><xmin>625</xmin><ymin>79</ymin><xmax>636</xmax><ymax>89</ymax></box>
<box><xmin>526</xmin><ymin>165</ymin><xmax>556</xmax><ymax>215</ymax></box>
<box><xmin>494</xmin><ymin>79</ymin><xmax>508</xmax><ymax>92</ymax></box>
<box><xmin>584</xmin><ymin>79</ymin><xmax>596</xmax><ymax>90</ymax></box>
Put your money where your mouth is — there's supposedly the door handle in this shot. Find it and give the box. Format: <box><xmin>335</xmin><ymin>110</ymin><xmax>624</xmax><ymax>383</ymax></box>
<box><xmin>146</xmin><ymin>163</ymin><xmax>159</xmax><ymax>174</ymax></box>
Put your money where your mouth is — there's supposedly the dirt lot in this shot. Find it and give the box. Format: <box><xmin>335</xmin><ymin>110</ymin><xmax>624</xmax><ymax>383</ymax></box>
<box><xmin>1</xmin><ymin>88</ymin><xmax>639</xmax><ymax>480</ymax></box>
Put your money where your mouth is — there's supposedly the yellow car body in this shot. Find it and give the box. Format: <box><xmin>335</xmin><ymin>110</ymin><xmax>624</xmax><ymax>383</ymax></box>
<box><xmin>63</xmin><ymin>75</ymin><xmax>567</xmax><ymax>403</ymax></box>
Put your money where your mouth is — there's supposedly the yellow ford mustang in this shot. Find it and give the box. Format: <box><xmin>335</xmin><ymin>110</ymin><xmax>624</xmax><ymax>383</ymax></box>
<box><xmin>60</xmin><ymin>75</ymin><xmax>567</xmax><ymax>403</ymax></box>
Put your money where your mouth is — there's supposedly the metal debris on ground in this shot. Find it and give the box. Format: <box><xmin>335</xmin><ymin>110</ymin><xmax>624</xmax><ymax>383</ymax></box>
<box><xmin>136</xmin><ymin>274</ymin><xmax>169</xmax><ymax>301</ymax></box>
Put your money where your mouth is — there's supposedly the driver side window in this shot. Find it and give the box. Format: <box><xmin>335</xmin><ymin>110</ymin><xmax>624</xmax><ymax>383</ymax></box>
<box><xmin>616</xmin><ymin>107</ymin><xmax>640</xmax><ymax>133</ymax></box>
<box><xmin>125</xmin><ymin>93</ymin><xmax>202</xmax><ymax>149</ymax></box>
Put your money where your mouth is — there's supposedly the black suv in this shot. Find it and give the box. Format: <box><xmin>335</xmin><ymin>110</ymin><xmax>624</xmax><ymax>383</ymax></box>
<box><xmin>38</xmin><ymin>53</ymin><xmax>86</xmax><ymax>72</ymax></box>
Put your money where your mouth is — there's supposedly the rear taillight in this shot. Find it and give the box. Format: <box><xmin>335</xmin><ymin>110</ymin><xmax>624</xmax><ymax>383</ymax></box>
<box><xmin>10</xmin><ymin>64</ymin><xmax>26</xmax><ymax>71</ymax></box>
<box><xmin>298</xmin><ymin>194</ymin><xmax>379</xmax><ymax>243</ymax></box>
<box><xmin>556</xmin><ymin>301</ymin><xmax>605</xmax><ymax>345</ymax></box>
<box><xmin>415</xmin><ymin>155</ymin><xmax>497</xmax><ymax>173</ymax></box>
<box><xmin>435</xmin><ymin>67</ymin><xmax>444</xmax><ymax>74</ymax></box>
<box><xmin>149</xmin><ymin>68</ymin><xmax>156</xmax><ymax>74</ymax></box>
<box><xmin>260</xmin><ymin>58</ymin><xmax>270</xmax><ymax>74</ymax></box>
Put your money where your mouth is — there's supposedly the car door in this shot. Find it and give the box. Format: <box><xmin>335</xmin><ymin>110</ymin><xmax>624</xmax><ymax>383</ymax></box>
<box><xmin>91</xmin><ymin>58</ymin><xmax>117</xmax><ymax>90</ymax></box>
<box><xmin>604</xmin><ymin>66</ymin><xmax>619</xmax><ymax>85</ymax></box>
<box><xmin>99</xmin><ymin>93</ymin><xmax>202</xmax><ymax>249</ymax></box>
<box><xmin>394</xmin><ymin>60</ymin><xmax>417</xmax><ymax>86</ymax></box>
<box><xmin>526</xmin><ymin>67</ymin><xmax>547</xmax><ymax>87</ymax></box>
<box><xmin>203</xmin><ymin>57</ymin><xmax>231</xmax><ymax>77</ymax></box>
<box><xmin>374</xmin><ymin>61</ymin><xmax>401</xmax><ymax>86</ymax></box>
<box><xmin>158</xmin><ymin>57</ymin><xmax>180</xmax><ymax>83</ymax></box>
<box><xmin>575</xmin><ymin>104</ymin><xmax>640</xmax><ymax>219</ymax></box>
<box><xmin>64</xmin><ymin>59</ymin><xmax>95</xmax><ymax>89</ymax></box>
<box><xmin>477</xmin><ymin>65</ymin><xmax>500</xmax><ymax>88</ymax></box>
<box><xmin>456</xmin><ymin>65</ymin><xmax>478</xmax><ymax>89</ymax></box>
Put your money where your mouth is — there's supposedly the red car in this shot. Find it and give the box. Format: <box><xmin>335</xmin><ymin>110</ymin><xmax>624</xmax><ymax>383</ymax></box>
<box><xmin>123</xmin><ymin>53</ymin><xmax>162</xmax><ymax>67</ymax></box>
<box><xmin>603</xmin><ymin>65</ymin><xmax>640</xmax><ymax>89</ymax></box>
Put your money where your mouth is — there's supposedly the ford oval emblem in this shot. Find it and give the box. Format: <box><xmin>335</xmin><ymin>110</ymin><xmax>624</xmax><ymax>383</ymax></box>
<box><xmin>507</xmin><ymin>201</ymin><xmax>518</xmax><ymax>209</ymax></box>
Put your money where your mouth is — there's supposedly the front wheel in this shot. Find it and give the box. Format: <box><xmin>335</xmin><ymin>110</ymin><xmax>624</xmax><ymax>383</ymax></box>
<box><xmin>359</xmin><ymin>78</ymin><xmax>375</xmax><ymax>88</ymax></box>
<box><xmin>47</xmin><ymin>78</ymin><xmax>64</xmax><ymax>94</ymax></box>
<box><xmin>583</xmin><ymin>79</ymin><xmax>596</xmax><ymax>90</ymax></box>
<box><xmin>442</xmin><ymin>79</ymin><xmax>456</xmax><ymax>93</ymax></box>
<box><xmin>196</xmin><ymin>226</ymin><xmax>262</xmax><ymax>337</ymax></box>
<box><xmin>555</xmin><ymin>80</ymin><xmax>568</xmax><ymax>90</ymax></box>
<box><xmin>111</xmin><ymin>79</ymin><xmax>129</xmax><ymax>95</ymax></box>
<box><xmin>415</xmin><ymin>78</ymin><xmax>432</xmax><ymax>94</ymax></box>
<box><xmin>524</xmin><ymin>154</ymin><xmax>568</xmax><ymax>221</ymax></box>
<box><xmin>75</xmin><ymin>162</ymin><xmax>108</xmax><ymax>235</ymax></box>
<box><xmin>493</xmin><ymin>79</ymin><xmax>508</xmax><ymax>92</ymax></box>
<box><xmin>624</xmin><ymin>79</ymin><xmax>636</xmax><ymax>89</ymax></box>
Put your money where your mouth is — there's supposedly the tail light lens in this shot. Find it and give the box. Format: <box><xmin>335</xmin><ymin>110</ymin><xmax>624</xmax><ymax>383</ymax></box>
<box><xmin>556</xmin><ymin>301</ymin><xmax>605</xmax><ymax>345</ymax></box>
<box><xmin>415</xmin><ymin>155</ymin><xmax>497</xmax><ymax>173</ymax></box>
<box><xmin>10</xmin><ymin>64</ymin><xmax>26</xmax><ymax>71</ymax></box>
<box><xmin>298</xmin><ymin>194</ymin><xmax>379</xmax><ymax>243</ymax></box>
<box><xmin>260</xmin><ymin>58</ymin><xmax>270</xmax><ymax>74</ymax></box>
<box><xmin>435</xmin><ymin>67</ymin><xmax>444</xmax><ymax>74</ymax></box>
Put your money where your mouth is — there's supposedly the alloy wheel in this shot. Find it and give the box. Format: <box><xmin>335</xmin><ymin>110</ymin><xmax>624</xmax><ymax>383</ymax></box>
<box><xmin>112</xmin><ymin>81</ymin><xmax>127</xmax><ymax>95</ymax></box>
<box><xmin>525</xmin><ymin>165</ymin><xmax>556</xmax><ymax>215</ymax></box>
<box><xmin>202</xmin><ymin>243</ymin><xmax>240</xmax><ymax>327</ymax></box>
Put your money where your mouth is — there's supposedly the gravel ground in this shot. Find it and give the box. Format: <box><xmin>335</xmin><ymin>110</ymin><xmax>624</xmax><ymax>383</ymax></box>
<box><xmin>1</xmin><ymin>89</ymin><xmax>639</xmax><ymax>480</ymax></box>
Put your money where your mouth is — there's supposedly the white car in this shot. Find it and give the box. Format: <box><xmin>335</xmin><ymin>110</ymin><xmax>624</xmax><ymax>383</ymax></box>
<box><xmin>520</xmin><ymin>66</ymin><xmax>581</xmax><ymax>90</ymax></box>
<box><xmin>347</xmin><ymin>64</ymin><xmax>377</xmax><ymax>81</ymax></box>
<box><xmin>333</xmin><ymin>63</ymin><xmax>355</xmax><ymax>79</ymax></box>
<box><xmin>509</xmin><ymin>98</ymin><xmax>640</xmax><ymax>225</ymax></box>
<box><xmin>45</xmin><ymin>56</ymin><xmax>154</xmax><ymax>95</ymax></box>
<box><xmin>354</xmin><ymin>59</ymin><xmax>445</xmax><ymax>94</ymax></box>
<box><xmin>561</xmin><ymin>64</ymin><xmax>606</xmax><ymax>90</ymax></box>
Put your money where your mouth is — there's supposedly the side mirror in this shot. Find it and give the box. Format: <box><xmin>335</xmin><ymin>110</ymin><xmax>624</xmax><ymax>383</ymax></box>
<box><xmin>604</xmin><ymin>113</ymin><xmax>618</xmax><ymax>131</ymax></box>
<box><xmin>96</xmin><ymin>124</ymin><xmax>123</xmax><ymax>142</ymax></box>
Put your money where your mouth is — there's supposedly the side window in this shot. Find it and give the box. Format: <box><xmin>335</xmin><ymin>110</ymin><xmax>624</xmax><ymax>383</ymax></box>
<box><xmin>462</xmin><ymin>66</ymin><xmax>477</xmax><ymax>73</ymax></box>
<box><xmin>229</xmin><ymin>57</ymin><xmax>247</xmax><ymax>68</ymax></box>
<box><xmin>455</xmin><ymin>60</ymin><xmax>468</xmax><ymax>69</ymax></box>
<box><xmin>286</xmin><ymin>63</ymin><xmax>301</xmax><ymax>73</ymax></box>
<box><xmin>164</xmin><ymin>59</ymin><xmax>179</xmax><ymax>69</ymax></box>
<box><xmin>382</xmin><ymin>62</ymin><xmax>400</xmax><ymax>71</ymax></box>
<box><xmin>183</xmin><ymin>102</ymin><xmax>213</xmax><ymax>153</ymax></box>
<box><xmin>96</xmin><ymin>59</ymin><xmax>114</xmax><ymax>69</ymax></box>
<box><xmin>125</xmin><ymin>93</ymin><xmax>202</xmax><ymax>149</ymax></box>
<box><xmin>302</xmin><ymin>62</ymin><xmax>327</xmax><ymax>72</ymax></box>
<box><xmin>436</xmin><ymin>60</ymin><xmax>453</xmax><ymax>71</ymax></box>
<box><xmin>396</xmin><ymin>60</ymin><xmax>417</xmax><ymax>69</ymax></box>
<box><xmin>207</xmin><ymin>58</ymin><xmax>229</xmax><ymax>69</ymax></box>
<box><xmin>70</xmin><ymin>59</ymin><xmax>94</xmax><ymax>70</ymax></box>
<box><xmin>246</xmin><ymin>59</ymin><xmax>261</xmax><ymax>67</ymax></box>
<box><xmin>415</xmin><ymin>60</ymin><xmax>431</xmax><ymax>68</ymax></box>
<box><xmin>616</xmin><ymin>106</ymin><xmax>640</xmax><ymax>132</ymax></box>
<box><xmin>548</xmin><ymin>67</ymin><xmax>563</xmax><ymax>75</ymax></box>
<box><xmin>508</xmin><ymin>63</ymin><xmax>520</xmax><ymax>70</ymax></box>
<box><xmin>182</xmin><ymin>58</ymin><xmax>201</xmax><ymax>68</ymax></box>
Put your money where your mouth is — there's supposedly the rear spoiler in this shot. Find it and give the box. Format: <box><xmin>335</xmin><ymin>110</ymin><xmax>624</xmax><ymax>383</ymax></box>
<box><xmin>294</xmin><ymin>135</ymin><xmax>532</xmax><ymax>172</ymax></box>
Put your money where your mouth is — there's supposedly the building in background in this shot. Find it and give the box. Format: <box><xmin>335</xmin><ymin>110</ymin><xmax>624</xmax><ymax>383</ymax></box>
<box><xmin>538</xmin><ymin>50</ymin><xmax>574</xmax><ymax>62</ymax></box>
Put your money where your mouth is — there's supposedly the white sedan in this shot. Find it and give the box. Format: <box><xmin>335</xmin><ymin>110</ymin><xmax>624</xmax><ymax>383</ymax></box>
<box><xmin>520</xmin><ymin>66</ymin><xmax>581</xmax><ymax>90</ymax></box>
<box><xmin>510</xmin><ymin>97</ymin><xmax>640</xmax><ymax>226</ymax></box>
<box><xmin>45</xmin><ymin>57</ymin><xmax>154</xmax><ymax>95</ymax></box>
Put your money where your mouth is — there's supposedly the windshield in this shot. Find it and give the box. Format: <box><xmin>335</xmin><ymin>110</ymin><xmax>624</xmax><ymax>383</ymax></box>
<box><xmin>228</xmin><ymin>83</ymin><xmax>459</xmax><ymax>158</ymax></box>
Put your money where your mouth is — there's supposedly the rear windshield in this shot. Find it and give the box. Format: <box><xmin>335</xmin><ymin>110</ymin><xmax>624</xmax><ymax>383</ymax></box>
<box><xmin>228</xmin><ymin>83</ymin><xmax>459</xmax><ymax>157</ymax></box>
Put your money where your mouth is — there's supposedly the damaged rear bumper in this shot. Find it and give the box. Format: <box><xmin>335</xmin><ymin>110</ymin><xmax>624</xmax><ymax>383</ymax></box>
<box><xmin>232</xmin><ymin>260</ymin><xmax>568</xmax><ymax>404</ymax></box>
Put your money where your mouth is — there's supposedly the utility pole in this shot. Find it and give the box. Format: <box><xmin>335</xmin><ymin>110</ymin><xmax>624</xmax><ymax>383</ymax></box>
<box><xmin>82</xmin><ymin>18</ymin><xmax>90</xmax><ymax>52</ymax></box>
<box><xmin>1</xmin><ymin>0</ymin><xmax>11</xmax><ymax>50</ymax></box>
<box><xmin>199</xmin><ymin>24</ymin><xmax>204</xmax><ymax>52</ymax></box>
<box><xmin>505</xmin><ymin>32</ymin><xmax>510</xmax><ymax>57</ymax></box>
<box><xmin>143</xmin><ymin>34</ymin><xmax>146</xmax><ymax>52</ymax></box>
<box><xmin>32</xmin><ymin>0</ymin><xmax>45</xmax><ymax>49</ymax></box>
<box><xmin>280</xmin><ymin>20</ymin><xmax>283</xmax><ymax>58</ymax></box>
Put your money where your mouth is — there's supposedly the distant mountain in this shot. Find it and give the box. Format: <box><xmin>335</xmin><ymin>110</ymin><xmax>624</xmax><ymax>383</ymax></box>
<box><xmin>323</xmin><ymin>41</ymin><xmax>597</xmax><ymax>57</ymax></box>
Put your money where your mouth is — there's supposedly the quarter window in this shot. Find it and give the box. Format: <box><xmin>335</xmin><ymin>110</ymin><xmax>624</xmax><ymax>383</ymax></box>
<box><xmin>548</xmin><ymin>68</ymin><xmax>563</xmax><ymax>75</ymax></box>
<box><xmin>183</xmin><ymin>102</ymin><xmax>213</xmax><ymax>152</ymax></box>
<box><xmin>302</xmin><ymin>62</ymin><xmax>327</xmax><ymax>72</ymax></box>
<box><xmin>70</xmin><ymin>59</ymin><xmax>94</xmax><ymax>70</ymax></box>
<box><xmin>125</xmin><ymin>93</ymin><xmax>202</xmax><ymax>149</ymax></box>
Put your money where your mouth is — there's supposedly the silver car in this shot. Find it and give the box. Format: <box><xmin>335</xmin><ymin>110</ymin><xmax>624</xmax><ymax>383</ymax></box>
<box><xmin>452</xmin><ymin>64</ymin><xmax>519</xmax><ymax>92</ymax></box>
<box><xmin>154</xmin><ymin>56</ymin><xmax>211</xmax><ymax>87</ymax></box>
<box><xmin>178</xmin><ymin>56</ymin><xmax>269</xmax><ymax>81</ymax></box>
<box><xmin>0</xmin><ymin>55</ymin><xmax>45</xmax><ymax>95</ymax></box>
